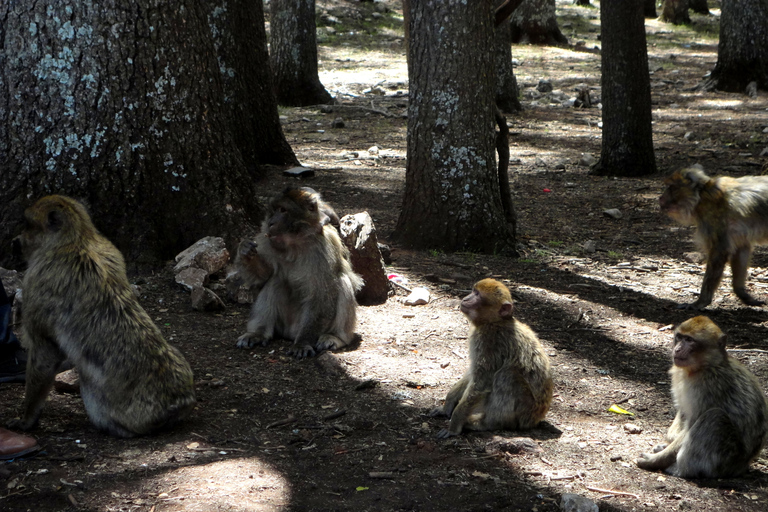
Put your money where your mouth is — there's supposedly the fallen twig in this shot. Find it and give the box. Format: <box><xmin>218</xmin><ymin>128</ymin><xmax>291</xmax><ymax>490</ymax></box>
<box><xmin>728</xmin><ymin>348</ymin><xmax>768</xmax><ymax>354</ymax></box>
<box><xmin>585</xmin><ymin>485</ymin><xmax>640</xmax><ymax>499</ymax></box>
<box><xmin>266</xmin><ymin>414</ymin><xmax>297</xmax><ymax>429</ymax></box>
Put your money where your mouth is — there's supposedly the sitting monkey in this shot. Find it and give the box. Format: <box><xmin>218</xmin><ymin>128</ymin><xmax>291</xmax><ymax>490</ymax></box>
<box><xmin>637</xmin><ymin>316</ymin><xmax>768</xmax><ymax>478</ymax></box>
<box><xmin>9</xmin><ymin>196</ymin><xmax>196</xmax><ymax>437</ymax></box>
<box><xmin>235</xmin><ymin>187</ymin><xmax>363</xmax><ymax>358</ymax></box>
<box><xmin>431</xmin><ymin>279</ymin><xmax>553</xmax><ymax>437</ymax></box>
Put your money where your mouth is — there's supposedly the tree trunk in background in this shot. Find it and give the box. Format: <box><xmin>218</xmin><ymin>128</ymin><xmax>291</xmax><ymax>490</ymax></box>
<box><xmin>495</xmin><ymin>2</ymin><xmax>522</xmax><ymax>113</ymax></box>
<box><xmin>395</xmin><ymin>0</ymin><xmax>515</xmax><ymax>253</ymax></box>
<box><xmin>270</xmin><ymin>0</ymin><xmax>333</xmax><ymax>106</ymax></box>
<box><xmin>690</xmin><ymin>0</ymin><xmax>710</xmax><ymax>14</ymax></box>
<box><xmin>0</xmin><ymin>0</ymin><xmax>292</xmax><ymax>263</ymax></box>
<box><xmin>701</xmin><ymin>0</ymin><xmax>768</xmax><ymax>92</ymax></box>
<box><xmin>510</xmin><ymin>0</ymin><xmax>568</xmax><ymax>45</ymax></box>
<box><xmin>592</xmin><ymin>0</ymin><xmax>657</xmax><ymax>177</ymax></box>
<box><xmin>660</xmin><ymin>0</ymin><xmax>691</xmax><ymax>24</ymax></box>
<box><xmin>210</xmin><ymin>0</ymin><xmax>298</xmax><ymax>169</ymax></box>
<box><xmin>644</xmin><ymin>0</ymin><xmax>657</xmax><ymax>18</ymax></box>
<box><xmin>574</xmin><ymin>0</ymin><xmax>591</xmax><ymax>6</ymax></box>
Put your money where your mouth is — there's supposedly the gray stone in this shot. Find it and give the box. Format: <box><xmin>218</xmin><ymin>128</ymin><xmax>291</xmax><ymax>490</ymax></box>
<box><xmin>283</xmin><ymin>167</ymin><xmax>315</xmax><ymax>178</ymax></box>
<box><xmin>537</xmin><ymin>79</ymin><xmax>553</xmax><ymax>93</ymax></box>
<box><xmin>340</xmin><ymin>212</ymin><xmax>390</xmax><ymax>305</ymax></box>
<box><xmin>190</xmin><ymin>286</ymin><xmax>225</xmax><ymax>311</ymax></box>
<box><xmin>579</xmin><ymin>153</ymin><xmax>597</xmax><ymax>167</ymax></box>
<box><xmin>174</xmin><ymin>236</ymin><xmax>230</xmax><ymax>275</ymax></box>
<box><xmin>603</xmin><ymin>208</ymin><xmax>623</xmax><ymax>220</ymax></box>
<box><xmin>560</xmin><ymin>493</ymin><xmax>599</xmax><ymax>512</ymax></box>
<box><xmin>175</xmin><ymin>267</ymin><xmax>208</xmax><ymax>292</ymax></box>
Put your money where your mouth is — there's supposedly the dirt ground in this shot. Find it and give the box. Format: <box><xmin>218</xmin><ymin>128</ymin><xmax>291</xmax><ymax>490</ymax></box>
<box><xmin>3</xmin><ymin>1</ymin><xmax>768</xmax><ymax>511</ymax></box>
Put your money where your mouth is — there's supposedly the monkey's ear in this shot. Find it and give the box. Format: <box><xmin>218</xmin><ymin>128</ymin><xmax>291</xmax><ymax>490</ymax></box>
<box><xmin>46</xmin><ymin>210</ymin><xmax>64</xmax><ymax>232</ymax></box>
<box><xmin>499</xmin><ymin>302</ymin><xmax>513</xmax><ymax>319</ymax></box>
<box><xmin>716</xmin><ymin>333</ymin><xmax>727</xmax><ymax>351</ymax></box>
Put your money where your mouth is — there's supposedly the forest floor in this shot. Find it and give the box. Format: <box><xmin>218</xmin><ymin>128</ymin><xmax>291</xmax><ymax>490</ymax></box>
<box><xmin>3</xmin><ymin>1</ymin><xmax>768</xmax><ymax>511</ymax></box>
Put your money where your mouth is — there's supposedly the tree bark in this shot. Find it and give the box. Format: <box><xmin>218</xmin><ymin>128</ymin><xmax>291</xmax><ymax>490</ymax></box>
<box><xmin>394</xmin><ymin>0</ymin><xmax>515</xmax><ymax>254</ymax></box>
<box><xmin>270</xmin><ymin>0</ymin><xmax>333</xmax><ymax>106</ymax></box>
<box><xmin>495</xmin><ymin>2</ymin><xmax>522</xmax><ymax>113</ymax></box>
<box><xmin>644</xmin><ymin>0</ymin><xmax>658</xmax><ymax>18</ymax></box>
<box><xmin>660</xmin><ymin>0</ymin><xmax>691</xmax><ymax>24</ymax></box>
<box><xmin>690</xmin><ymin>0</ymin><xmax>710</xmax><ymax>14</ymax></box>
<box><xmin>700</xmin><ymin>0</ymin><xmax>768</xmax><ymax>93</ymax></box>
<box><xmin>0</xmin><ymin>0</ymin><xmax>292</xmax><ymax>263</ymax></box>
<box><xmin>211</xmin><ymin>0</ymin><xmax>298</xmax><ymax>169</ymax></box>
<box><xmin>510</xmin><ymin>0</ymin><xmax>568</xmax><ymax>45</ymax></box>
<box><xmin>592</xmin><ymin>0</ymin><xmax>657</xmax><ymax>177</ymax></box>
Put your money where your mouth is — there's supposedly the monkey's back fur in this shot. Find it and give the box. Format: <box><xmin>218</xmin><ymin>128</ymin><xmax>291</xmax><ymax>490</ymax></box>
<box><xmin>17</xmin><ymin>196</ymin><xmax>196</xmax><ymax>437</ymax></box>
<box><xmin>467</xmin><ymin>318</ymin><xmax>554</xmax><ymax>430</ymax></box>
<box><xmin>669</xmin><ymin>354</ymin><xmax>768</xmax><ymax>477</ymax></box>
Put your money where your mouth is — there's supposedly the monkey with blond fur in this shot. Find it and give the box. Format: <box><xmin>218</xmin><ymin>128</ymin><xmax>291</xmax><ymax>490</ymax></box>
<box><xmin>9</xmin><ymin>195</ymin><xmax>196</xmax><ymax>437</ymax></box>
<box><xmin>636</xmin><ymin>316</ymin><xmax>768</xmax><ymax>478</ymax></box>
<box><xmin>660</xmin><ymin>166</ymin><xmax>768</xmax><ymax>309</ymax></box>
<box><xmin>431</xmin><ymin>279</ymin><xmax>553</xmax><ymax>438</ymax></box>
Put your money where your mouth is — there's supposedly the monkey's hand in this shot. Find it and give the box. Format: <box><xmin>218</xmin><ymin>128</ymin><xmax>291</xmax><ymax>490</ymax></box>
<box><xmin>288</xmin><ymin>343</ymin><xmax>317</xmax><ymax>359</ymax></box>
<box><xmin>429</xmin><ymin>406</ymin><xmax>449</xmax><ymax>418</ymax></box>
<box><xmin>236</xmin><ymin>332</ymin><xmax>269</xmax><ymax>349</ymax></box>
<box><xmin>436</xmin><ymin>428</ymin><xmax>459</xmax><ymax>439</ymax></box>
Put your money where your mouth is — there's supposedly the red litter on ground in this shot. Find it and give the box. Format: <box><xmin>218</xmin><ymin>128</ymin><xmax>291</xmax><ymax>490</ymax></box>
<box><xmin>543</xmin><ymin>188</ymin><xmax>552</xmax><ymax>193</ymax></box>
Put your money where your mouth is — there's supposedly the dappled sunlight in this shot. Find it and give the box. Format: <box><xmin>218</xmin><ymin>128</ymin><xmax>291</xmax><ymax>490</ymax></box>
<box><xmin>146</xmin><ymin>458</ymin><xmax>290</xmax><ymax>511</ymax></box>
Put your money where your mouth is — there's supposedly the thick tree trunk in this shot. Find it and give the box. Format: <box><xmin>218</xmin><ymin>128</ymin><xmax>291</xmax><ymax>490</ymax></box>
<box><xmin>660</xmin><ymin>0</ymin><xmax>691</xmax><ymax>24</ymax></box>
<box><xmin>394</xmin><ymin>0</ymin><xmax>515</xmax><ymax>254</ymax></box>
<box><xmin>495</xmin><ymin>2</ymin><xmax>522</xmax><ymax>113</ymax></box>
<box><xmin>211</xmin><ymin>0</ymin><xmax>298</xmax><ymax>169</ymax></box>
<box><xmin>0</xmin><ymin>0</ymin><xmax>292</xmax><ymax>263</ymax></box>
<box><xmin>510</xmin><ymin>0</ymin><xmax>568</xmax><ymax>45</ymax></box>
<box><xmin>701</xmin><ymin>0</ymin><xmax>768</xmax><ymax>93</ymax></box>
<box><xmin>644</xmin><ymin>0</ymin><xmax>658</xmax><ymax>18</ymax></box>
<box><xmin>592</xmin><ymin>0</ymin><xmax>657</xmax><ymax>177</ymax></box>
<box><xmin>270</xmin><ymin>0</ymin><xmax>333</xmax><ymax>106</ymax></box>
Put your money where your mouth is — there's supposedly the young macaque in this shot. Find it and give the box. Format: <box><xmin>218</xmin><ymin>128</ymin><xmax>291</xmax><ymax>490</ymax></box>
<box><xmin>9</xmin><ymin>196</ymin><xmax>196</xmax><ymax>437</ymax></box>
<box><xmin>636</xmin><ymin>316</ymin><xmax>768</xmax><ymax>478</ymax></box>
<box><xmin>235</xmin><ymin>187</ymin><xmax>363</xmax><ymax>358</ymax></box>
<box><xmin>431</xmin><ymin>279</ymin><xmax>553</xmax><ymax>438</ymax></box>
<box><xmin>660</xmin><ymin>166</ymin><xmax>768</xmax><ymax>309</ymax></box>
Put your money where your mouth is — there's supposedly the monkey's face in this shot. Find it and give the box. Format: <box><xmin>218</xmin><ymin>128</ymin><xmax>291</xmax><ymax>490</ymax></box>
<box><xmin>461</xmin><ymin>281</ymin><xmax>514</xmax><ymax>325</ymax></box>
<box><xmin>672</xmin><ymin>316</ymin><xmax>726</xmax><ymax>371</ymax></box>
<box><xmin>265</xmin><ymin>189</ymin><xmax>328</xmax><ymax>252</ymax></box>
<box><xmin>660</xmin><ymin>175</ymin><xmax>700</xmax><ymax>225</ymax></box>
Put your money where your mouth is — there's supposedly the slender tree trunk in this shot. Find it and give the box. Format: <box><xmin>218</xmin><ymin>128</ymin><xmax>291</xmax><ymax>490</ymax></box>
<box><xmin>700</xmin><ymin>0</ymin><xmax>768</xmax><ymax>93</ymax></box>
<box><xmin>210</xmin><ymin>0</ymin><xmax>298</xmax><ymax>169</ymax></box>
<box><xmin>510</xmin><ymin>0</ymin><xmax>568</xmax><ymax>45</ymax></box>
<box><xmin>270</xmin><ymin>0</ymin><xmax>333</xmax><ymax>106</ymax></box>
<box><xmin>644</xmin><ymin>0</ymin><xmax>658</xmax><ymax>18</ymax></box>
<box><xmin>495</xmin><ymin>2</ymin><xmax>522</xmax><ymax>113</ymax></box>
<box><xmin>592</xmin><ymin>0</ymin><xmax>657</xmax><ymax>177</ymax></box>
<box><xmin>0</xmin><ymin>0</ymin><xmax>291</xmax><ymax>263</ymax></box>
<box><xmin>394</xmin><ymin>0</ymin><xmax>515</xmax><ymax>253</ymax></box>
<box><xmin>660</xmin><ymin>0</ymin><xmax>691</xmax><ymax>24</ymax></box>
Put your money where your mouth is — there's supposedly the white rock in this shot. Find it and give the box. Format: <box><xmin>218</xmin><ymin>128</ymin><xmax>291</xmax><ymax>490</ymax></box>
<box><xmin>404</xmin><ymin>287</ymin><xmax>430</xmax><ymax>306</ymax></box>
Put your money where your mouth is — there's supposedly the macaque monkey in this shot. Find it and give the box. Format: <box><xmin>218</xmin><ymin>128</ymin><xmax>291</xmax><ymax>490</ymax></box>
<box><xmin>9</xmin><ymin>196</ymin><xmax>196</xmax><ymax>437</ymax></box>
<box><xmin>660</xmin><ymin>166</ymin><xmax>768</xmax><ymax>309</ymax></box>
<box><xmin>431</xmin><ymin>279</ymin><xmax>553</xmax><ymax>438</ymax></box>
<box><xmin>235</xmin><ymin>187</ymin><xmax>363</xmax><ymax>358</ymax></box>
<box><xmin>636</xmin><ymin>316</ymin><xmax>768</xmax><ymax>478</ymax></box>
